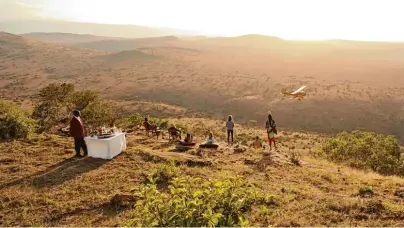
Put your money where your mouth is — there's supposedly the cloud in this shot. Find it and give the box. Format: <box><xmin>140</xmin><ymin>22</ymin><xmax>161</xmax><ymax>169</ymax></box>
<box><xmin>0</xmin><ymin>0</ymin><xmax>43</xmax><ymax>21</ymax></box>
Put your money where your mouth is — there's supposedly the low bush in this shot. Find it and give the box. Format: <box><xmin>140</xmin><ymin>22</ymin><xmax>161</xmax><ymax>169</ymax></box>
<box><xmin>147</xmin><ymin>162</ymin><xmax>180</xmax><ymax>185</ymax></box>
<box><xmin>126</xmin><ymin>176</ymin><xmax>276</xmax><ymax>227</ymax></box>
<box><xmin>320</xmin><ymin>131</ymin><xmax>404</xmax><ymax>176</ymax></box>
<box><xmin>0</xmin><ymin>100</ymin><xmax>36</xmax><ymax>139</ymax></box>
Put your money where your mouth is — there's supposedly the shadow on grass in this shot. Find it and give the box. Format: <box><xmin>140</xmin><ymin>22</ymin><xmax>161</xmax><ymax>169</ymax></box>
<box><xmin>46</xmin><ymin>200</ymin><xmax>125</xmax><ymax>225</ymax></box>
<box><xmin>0</xmin><ymin>157</ymin><xmax>109</xmax><ymax>189</ymax></box>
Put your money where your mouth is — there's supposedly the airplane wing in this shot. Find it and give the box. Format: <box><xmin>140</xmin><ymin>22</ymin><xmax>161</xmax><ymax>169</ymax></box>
<box><xmin>291</xmin><ymin>86</ymin><xmax>306</xmax><ymax>94</ymax></box>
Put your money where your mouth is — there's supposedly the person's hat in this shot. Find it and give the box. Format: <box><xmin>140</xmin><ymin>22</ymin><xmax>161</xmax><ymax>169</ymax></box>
<box><xmin>268</xmin><ymin>111</ymin><xmax>272</xmax><ymax>115</ymax></box>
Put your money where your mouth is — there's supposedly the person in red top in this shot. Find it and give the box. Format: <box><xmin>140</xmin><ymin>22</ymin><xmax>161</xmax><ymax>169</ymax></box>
<box><xmin>69</xmin><ymin>110</ymin><xmax>88</xmax><ymax>157</ymax></box>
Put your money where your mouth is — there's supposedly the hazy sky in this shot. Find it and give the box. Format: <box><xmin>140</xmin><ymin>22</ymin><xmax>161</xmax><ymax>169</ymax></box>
<box><xmin>2</xmin><ymin>0</ymin><xmax>404</xmax><ymax>41</ymax></box>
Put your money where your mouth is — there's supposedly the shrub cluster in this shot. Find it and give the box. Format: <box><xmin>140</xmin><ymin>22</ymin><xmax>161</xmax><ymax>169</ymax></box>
<box><xmin>321</xmin><ymin>130</ymin><xmax>404</xmax><ymax>175</ymax></box>
<box><xmin>0</xmin><ymin>100</ymin><xmax>36</xmax><ymax>139</ymax></box>
<box><xmin>126</xmin><ymin>175</ymin><xmax>276</xmax><ymax>227</ymax></box>
<box><xmin>147</xmin><ymin>161</ymin><xmax>180</xmax><ymax>185</ymax></box>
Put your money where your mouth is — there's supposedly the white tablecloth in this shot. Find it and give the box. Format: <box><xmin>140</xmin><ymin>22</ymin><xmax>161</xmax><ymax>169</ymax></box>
<box><xmin>85</xmin><ymin>133</ymin><xmax>127</xmax><ymax>159</ymax></box>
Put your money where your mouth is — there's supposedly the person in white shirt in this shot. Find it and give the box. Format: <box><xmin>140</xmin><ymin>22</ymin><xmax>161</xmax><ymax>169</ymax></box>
<box><xmin>206</xmin><ymin>131</ymin><xmax>215</xmax><ymax>144</ymax></box>
<box><xmin>226</xmin><ymin>115</ymin><xmax>234</xmax><ymax>145</ymax></box>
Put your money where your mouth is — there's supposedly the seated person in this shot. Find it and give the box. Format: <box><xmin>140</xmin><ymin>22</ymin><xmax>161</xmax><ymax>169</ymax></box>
<box><xmin>168</xmin><ymin>124</ymin><xmax>181</xmax><ymax>140</ymax></box>
<box><xmin>179</xmin><ymin>133</ymin><xmax>195</xmax><ymax>146</ymax></box>
<box><xmin>143</xmin><ymin>118</ymin><xmax>152</xmax><ymax>130</ymax></box>
<box><xmin>200</xmin><ymin>132</ymin><xmax>219</xmax><ymax>148</ymax></box>
<box><xmin>206</xmin><ymin>132</ymin><xmax>215</xmax><ymax>144</ymax></box>
<box><xmin>251</xmin><ymin>136</ymin><xmax>263</xmax><ymax>149</ymax></box>
<box><xmin>143</xmin><ymin>117</ymin><xmax>157</xmax><ymax>135</ymax></box>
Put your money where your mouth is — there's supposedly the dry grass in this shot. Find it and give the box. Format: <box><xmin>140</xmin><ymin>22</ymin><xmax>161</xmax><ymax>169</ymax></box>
<box><xmin>2</xmin><ymin>31</ymin><xmax>404</xmax><ymax>225</ymax></box>
<box><xmin>1</xmin><ymin>119</ymin><xmax>404</xmax><ymax>226</ymax></box>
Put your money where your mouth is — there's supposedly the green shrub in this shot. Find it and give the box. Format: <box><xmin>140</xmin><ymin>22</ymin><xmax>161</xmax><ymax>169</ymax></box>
<box><xmin>126</xmin><ymin>176</ymin><xmax>275</xmax><ymax>227</ymax></box>
<box><xmin>359</xmin><ymin>186</ymin><xmax>374</xmax><ymax>197</ymax></box>
<box><xmin>129</xmin><ymin>113</ymin><xmax>143</xmax><ymax>127</ymax></box>
<box><xmin>0</xmin><ymin>100</ymin><xmax>36</xmax><ymax>139</ymax></box>
<box><xmin>321</xmin><ymin>131</ymin><xmax>404</xmax><ymax>175</ymax></box>
<box><xmin>148</xmin><ymin>117</ymin><xmax>169</xmax><ymax>130</ymax></box>
<box><xmin>147</xmin><ymin>162</ymin><xmax>180</xmax><ymax>185</ymax></box>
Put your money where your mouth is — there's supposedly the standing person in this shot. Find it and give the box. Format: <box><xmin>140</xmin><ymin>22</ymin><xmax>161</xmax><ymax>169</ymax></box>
<box><xmin>69</xmin><ymin>110</ymin><xmax>88</xmax><ymax>157</ymax></box>
<box><xmin>265</xmin><ymin>111</ymin><xmax>277</xmax><ymax>151</ymax></box>
<box><xmin>226</xmin><ymin>115</ymin><xmax>234</xmax><ymax>145</ymax></box>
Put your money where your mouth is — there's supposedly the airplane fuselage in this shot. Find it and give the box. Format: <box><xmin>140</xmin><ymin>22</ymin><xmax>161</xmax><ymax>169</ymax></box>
<box><xmin>282</xmin><ymin>91</ymin><xmax>306</xmax><ymax>99</ymax></box>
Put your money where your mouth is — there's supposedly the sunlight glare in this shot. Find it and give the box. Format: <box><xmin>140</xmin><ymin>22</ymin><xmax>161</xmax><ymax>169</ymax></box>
<box><xmin>36</xmin><ymin>0</ymin><xmax>404</xmax><ymax>41</ymax></box>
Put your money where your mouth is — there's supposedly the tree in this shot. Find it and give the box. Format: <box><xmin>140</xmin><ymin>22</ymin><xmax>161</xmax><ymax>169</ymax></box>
<box><xmin>32</xmin><ymin>83</ymin><xmax>107</xmax><ymax>131</ymax></box>
<box><xmin>33</xmin><ymin>83</ymin><xmax>75</xmax><ymax>131</ymax></box>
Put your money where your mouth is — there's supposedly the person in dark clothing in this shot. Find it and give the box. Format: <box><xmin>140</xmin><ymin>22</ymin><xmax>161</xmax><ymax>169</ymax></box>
<box><xmin>265</xmin><ymin>111</ymin><xmax>277</xmax><ymax>151</ymax></box>
<box><xmin>226</xmin><ymin>115</ymin><xmax>234</xmax><ymax>145</ymax></box>
<box><xmin>70</xmin><ymin>110</ymin><xmax>88</xmax><ymax>157</ymax></box>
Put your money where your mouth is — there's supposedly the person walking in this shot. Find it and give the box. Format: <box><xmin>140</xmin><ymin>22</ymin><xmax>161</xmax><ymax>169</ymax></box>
<box><xmin>226</xmin><ymin>115</ymin><xmax>235</xmax><ymax>145</ymax></box>
<box><xmin>69</xmin><ymin>110</ymin><xmax>88</xmax><ymax>157</ymax></box>
<box><xmin>265</xmin><ymin>111</ymin><xmax>277</xmax><ymax>151</ymax></box>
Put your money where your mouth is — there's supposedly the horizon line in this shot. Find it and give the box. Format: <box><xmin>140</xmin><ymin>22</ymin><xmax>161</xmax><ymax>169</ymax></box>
<box><xmin>2</xmin><ymin>18</ymin><xmax>404</xmax><ymax>43</ymax></box>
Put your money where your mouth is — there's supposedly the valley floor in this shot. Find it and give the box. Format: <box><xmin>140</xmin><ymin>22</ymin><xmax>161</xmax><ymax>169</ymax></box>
<box><xmin>1</xmin><ymin>120</ymin><xmax>404</xmax><ymax>226</ymax></box>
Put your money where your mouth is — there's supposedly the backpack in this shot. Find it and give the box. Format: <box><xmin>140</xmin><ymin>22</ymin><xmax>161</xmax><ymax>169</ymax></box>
<box><xmin>267</xmin><ymin>119</ymin><xmax>277</xmax><ymax>134</ymax></box>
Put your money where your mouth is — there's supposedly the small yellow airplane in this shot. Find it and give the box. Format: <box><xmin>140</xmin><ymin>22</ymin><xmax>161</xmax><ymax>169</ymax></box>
<box><xmin>281</xmin><ymin>86</ymin><xmax>307</xmax><ymax>100</ymax></box>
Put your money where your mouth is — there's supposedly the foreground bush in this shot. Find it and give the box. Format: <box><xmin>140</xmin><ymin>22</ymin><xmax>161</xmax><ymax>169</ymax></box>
<box><xmin>0</xmin><ymin>100</ymin><xmax>36</xmax><ymax>139</ymax></box>
<box><xmin>321</xmin><ymin>131</ymin><xmax>404</xmax><ymax>175</ymax></box>
<box><xmin>147</xmin><ymin>162</ymin><xmax>180</xmax><ymax>185</ymax></box>
<box><xmin>126</xmin><ymin>176</ymin><xmax>276</xmax><ymax>227</ymax></box>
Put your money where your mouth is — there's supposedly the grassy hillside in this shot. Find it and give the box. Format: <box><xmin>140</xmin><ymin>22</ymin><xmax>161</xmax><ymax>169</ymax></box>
<box><xmin>1</xmin><ymin>117</ymin><xmax>404</xmax><ymax>226</ymax></box>
<box><xmin>1</xmin><ymin>32</ymin><xmax>404</xmax><ymax>142</ymax></box>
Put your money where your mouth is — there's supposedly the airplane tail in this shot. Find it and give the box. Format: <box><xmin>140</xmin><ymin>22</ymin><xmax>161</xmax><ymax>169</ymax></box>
<box><xmin>281</xmin><ymin>88</ymin><xmax>287</xmax><ymax>94</ymax></box>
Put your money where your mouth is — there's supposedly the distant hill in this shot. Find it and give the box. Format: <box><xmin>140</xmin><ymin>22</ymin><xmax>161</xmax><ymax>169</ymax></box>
<box><xmin>100</xmin><ymin>50</ymin><xmax>158</xmax><ymax>62</ymax></box>
<box><xmin>71</xmin><ymin>33</ymin><xmax>404</xmax><ymax>62</ymax></box>
<box><xmin>0</xmin><ymin>20</ymin><xmax>199</xmax><ymax>38</ymax></box>
<box><xmin>75</xmin><ymin>36</ymin><xmax>182</xmax><ymax>52</ymax></box>
<box><xmin>0</xmin><ymin>31</ymin><xmax>27</xmax><ymax>46</ymax></box>
<box><xmin>203</xmin><ymin>34</ymin><xmax>285</xmax><ymax>45</ymax></box>
<box><xmin>20</xmin><ymin>32</ymin><xmax>129</xmax><ymax>44</ymax></box>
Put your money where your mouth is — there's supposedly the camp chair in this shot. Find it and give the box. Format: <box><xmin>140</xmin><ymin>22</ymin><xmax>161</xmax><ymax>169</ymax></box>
<box><xmin>145</xmin><ymin>124</ymin><xmax>162</xmax><ymax>140</ymax></box>
<box><xmin>168</xmin><ymin>128</ymin><xmax>181</xmax><ymax>141</ymax></box>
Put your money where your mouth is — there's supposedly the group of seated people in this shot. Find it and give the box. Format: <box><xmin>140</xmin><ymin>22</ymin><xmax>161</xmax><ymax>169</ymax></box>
<box><xmin>143</xmin><ymin>117</ymin><xmax>264</xmax><ymax>150</ymax></box>
<box><xmin>176</xmin><ymin>131</ymin><xmax>218</xmax><ymax>149</ymax></box>
<box><xmin>178</xmin><ymin>132</ymin><xmax>262</xmax><ymax>149</ymax></box>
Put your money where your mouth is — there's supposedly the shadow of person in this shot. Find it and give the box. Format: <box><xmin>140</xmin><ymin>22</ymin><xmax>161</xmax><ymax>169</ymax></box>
<box><xmin>46</xmin><ymin>200</ymin><xmax>124</xmax><ymax>224</ymax></box>
<box><xmin>31</xmin><ymin>157</ymin><xmax>109</xmax><ymax>188</ymax></box>
<box><xmin>0</xmin><ymin>156</ymin><xmax>109</xmax><ymax>190</ymax></box>
<box><xmin>0</xmin><ymin>156</ymin><xmax>84</xmax><ymax>189</ymax></box>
